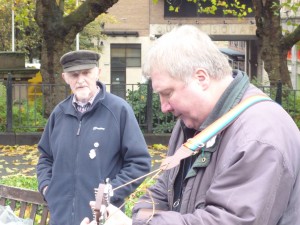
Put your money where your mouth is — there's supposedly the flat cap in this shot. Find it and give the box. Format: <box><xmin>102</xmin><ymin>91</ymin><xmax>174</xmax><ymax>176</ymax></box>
<box><xmin>60</xmin><ymin>50</ymin><xmax>100</xmax><ymax>72</ymax></box>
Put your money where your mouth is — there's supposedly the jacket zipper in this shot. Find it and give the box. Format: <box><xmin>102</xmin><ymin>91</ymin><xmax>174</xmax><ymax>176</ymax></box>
<box><xmin>170</xmin><ymin>165</ymin><xmax>180</xmax><ymax>210</ymax></box>
<box><xmin>77</xmin><ymin>120</ymin><xmax>82</xmax><ymax>135</ymax></box>
<box><xmin>72</xmin><ymin>118</ymin><xmax>82</xmax><ymax>223</ymax></box>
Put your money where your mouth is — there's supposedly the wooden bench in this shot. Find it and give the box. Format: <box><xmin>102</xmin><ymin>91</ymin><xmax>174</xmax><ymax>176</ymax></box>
<box><xmin>0</xmin><ymin>184</ymin><xmax>49</xmax><ymax>225</ymax></box>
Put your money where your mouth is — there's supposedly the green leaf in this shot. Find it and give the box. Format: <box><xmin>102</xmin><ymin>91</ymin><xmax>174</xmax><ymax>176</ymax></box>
<box><xmin>169</xmin><ymin>5</ymin><xmax>175</xmax><ymax>11</ymax></box>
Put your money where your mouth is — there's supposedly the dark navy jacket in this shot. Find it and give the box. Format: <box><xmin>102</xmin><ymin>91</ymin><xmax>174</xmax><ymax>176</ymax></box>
<box><xmin>37</xmin><ymin>81</ymin><xmax>151</xmax><ymax>225</ymax></box>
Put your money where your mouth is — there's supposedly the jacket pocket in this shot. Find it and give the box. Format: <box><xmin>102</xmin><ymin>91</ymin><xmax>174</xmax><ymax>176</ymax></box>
<box><xmin>44</xmin><ymin>177</ymin><xmax>55</xmax><ymax>201</ymax></box>
<box><xmin>195</xmin><ymin>194</ymin><xmax>206</xmax><ymax>209</ymax></box>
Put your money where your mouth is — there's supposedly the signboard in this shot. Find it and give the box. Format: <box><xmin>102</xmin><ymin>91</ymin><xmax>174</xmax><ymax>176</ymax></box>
<box><xmin>150</xmin><ymin>24</ymin><xmax>256</xmax><ymax>40</ymax></box>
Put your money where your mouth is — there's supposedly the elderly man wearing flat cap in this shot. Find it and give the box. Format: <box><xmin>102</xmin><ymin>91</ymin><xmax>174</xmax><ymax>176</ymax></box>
<box><xmin>36</xmin><ymin>50</ymin><xmax>151</xmax><ymax>225</ymax></box>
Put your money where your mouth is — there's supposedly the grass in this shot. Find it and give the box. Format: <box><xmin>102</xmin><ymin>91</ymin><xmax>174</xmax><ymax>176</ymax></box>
<box><xmin>0</xmin><ymin>174</ymin><xmax>38</xmax><ymax>190</ymax></box>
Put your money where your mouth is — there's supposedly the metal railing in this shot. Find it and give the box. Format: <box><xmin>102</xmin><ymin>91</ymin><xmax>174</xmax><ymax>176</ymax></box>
<box><xmin>1</xmin><ymin>75</ymin><xmax>300</xmax><ymax>133</ymax></box>
<box><xmin>257</xmin><ymin>82</ymin><xmax>300</xmax><ymax>121</ymax></box>
<box><xmin>1</xmin><ymin>74</ymin><xmax>170</xmax><ymax>133</ymax></box>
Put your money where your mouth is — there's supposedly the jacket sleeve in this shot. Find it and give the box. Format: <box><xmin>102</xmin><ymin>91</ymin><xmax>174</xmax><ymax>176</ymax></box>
<box><xmin>36</xmin><ymin>114</ymin><xmax>55</xmax><ymax>195</ymax></box>
<box><xmin>132</xmin><ymin>139</ymin><xmax>291</xmax><ymax>225</ymax></box>
<box><xmin>132</xmin><ymin>119</ymin><xmax>187</xmax><ymax>224</ymax></box>
<box><xmin>131</xmin><ymin>171</ymin><xmax>170</xmax><ymax>222</ymax></box>
<box><xmin>109</xmin><ymin>103</ymin><xmax>151</xmax><ymax>203</ymax></box>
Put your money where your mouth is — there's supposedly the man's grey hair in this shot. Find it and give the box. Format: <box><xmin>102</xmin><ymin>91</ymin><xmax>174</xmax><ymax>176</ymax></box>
<box><xmin>142</xmin><ymin>25</ymin><xmax>232</xmax><ymax>83</ymax></box>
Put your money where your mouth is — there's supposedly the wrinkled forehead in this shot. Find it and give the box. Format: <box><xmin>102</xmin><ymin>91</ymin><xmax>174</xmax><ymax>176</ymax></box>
<box><xmin>151</xmin><ymin>71</ymin><xmax>184</xmax><ymax>94</ymax></box>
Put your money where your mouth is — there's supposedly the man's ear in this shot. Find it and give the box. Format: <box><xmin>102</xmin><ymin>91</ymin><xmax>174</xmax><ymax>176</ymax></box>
<box><xmin>96</xmin><ymin>68</ymin><xmax>101</xmax><ymax>79</ymax></box>
<box><xmin>194</xmin><ymin>68</ymin><xmax>210</xmax><ymax>90</ymax></box>
<box><xmin>62</xmin><ymin>73</ymin><xmax>69</xmax><ymax>84</ymax></box>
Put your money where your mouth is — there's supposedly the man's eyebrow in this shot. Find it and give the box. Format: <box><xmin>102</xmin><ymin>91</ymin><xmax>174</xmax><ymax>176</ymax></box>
<box><xmin>66</xmin><ymin>71</ymin><xmax>79</xmax><ymax>74</ymax></box>
<box><xmin>154</xmin><ymin>88</ymin><xmax>171</xmax><ymax>95</ymax></box>
<box><xmin>153</xmin><ymin>88</ymin><xmax>163</xmax><ymax>94</ymax></box>
<box><xmin>67</xmin><ymin>68</ymin><xmax>93</xmax><ymax>74</ymax></box>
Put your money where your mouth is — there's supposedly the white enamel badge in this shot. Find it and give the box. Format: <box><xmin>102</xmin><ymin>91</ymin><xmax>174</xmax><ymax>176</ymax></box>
<box><xmin>89</xmin><ymin>149</ymin><xmax>96</xmax><ymax>159</ymax></box>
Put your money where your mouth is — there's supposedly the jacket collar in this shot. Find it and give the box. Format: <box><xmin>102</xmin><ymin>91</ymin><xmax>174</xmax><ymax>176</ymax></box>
<box><xmin>186</xmin><ymin>73</ymin><xmax>250</xmax><ymax>177</ymax></box>
<box><xmin>60</xmin><ymin>81</ymin><xmax>106</xmax><ymax>117</ymax></box>
<box><xmin>199</xmin><ymin>72</ymin><xmax>249</xmax><ymax>131</ymax></box>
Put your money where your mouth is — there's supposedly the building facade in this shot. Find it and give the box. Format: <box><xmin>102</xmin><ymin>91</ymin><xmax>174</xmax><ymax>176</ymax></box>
<box><xmin>98</xmin><ymin>0</ymin><xmax>299</xmax><ymax>97</ymax></box>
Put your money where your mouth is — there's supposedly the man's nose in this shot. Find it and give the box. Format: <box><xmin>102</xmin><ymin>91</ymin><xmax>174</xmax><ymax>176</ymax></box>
<box><xmin>160</xmin><ymin>99</ymin><xmax>172</xmax><ymax>113</ymax></box>
<box><xmin>77</xmin><ymin>73</ymin><xmax>85</xmax><ymax>82</ymax></box>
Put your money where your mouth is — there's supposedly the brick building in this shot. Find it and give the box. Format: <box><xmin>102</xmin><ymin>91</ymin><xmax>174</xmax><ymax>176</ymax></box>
<box><xmin>96</xmin><ymin>0</ymin><xmax>277</xmax><ymax>97</ymax></box>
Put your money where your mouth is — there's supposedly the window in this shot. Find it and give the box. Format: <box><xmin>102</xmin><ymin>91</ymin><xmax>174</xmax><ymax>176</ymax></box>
<box><xmin>111</xmin><ymin>44</ymin><xmax>141</xmax><ymax>68</ymax></box>
<box><xmin>110</xmin><ymin>44</ymin><xmax>141</xmax><ymax>99</ymax></box>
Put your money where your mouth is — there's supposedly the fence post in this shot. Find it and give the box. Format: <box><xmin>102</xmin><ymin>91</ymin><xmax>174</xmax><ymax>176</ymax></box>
<box><xmin>275</xmin><ymin>80</ymin><xmax>282</xmax><ymax>105</ymax></box>
<box><xmin>6</xmin><ymin>73</ymin><xmax>13</xmax><ymax>132</ymax></box>
<box><xmin>146</xmin><ymin>81</ymin><xmax>153</xmax><ymax>133</ymax></box>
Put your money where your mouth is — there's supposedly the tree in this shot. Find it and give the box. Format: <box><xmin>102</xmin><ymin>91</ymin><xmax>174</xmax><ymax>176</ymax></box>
<box><xmin>34</xmin><ymin>0</ymin><xmax>118</xmax><ymax>116</ymax></box>
<box><xmin>79</xmin><ymin>13</ymin><xmax>118</xmax><ymax>51</ymax></box>
<box><xmin>253</xmin><ymin>0</ymin><xmax>300</xmax><ymax>87</ymax></box>
<box><xmin>0</xmin><ymin>0</ymin><xmax>41</xmax><ymax>62</ymax></box>
<box><xmin>0</xmin><ymin>1</ymin><xmax>13</xmax><ymax>51</ymax></box>
<box><xmin>161</xmin><ymin>0</ymin><xmax>300</xmax><ymax>87</ymax></box>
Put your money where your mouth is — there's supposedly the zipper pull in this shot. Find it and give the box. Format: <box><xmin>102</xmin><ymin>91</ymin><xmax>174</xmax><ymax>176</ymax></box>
<box><xmin>173</xmin><ymin>198</ymin><xmax>180</xmax><ymax>208</ymax></box>
<box><xmin>77</xmin><ymin>120</ymin><xmax>82</xmax><ymax>135</ymax></box>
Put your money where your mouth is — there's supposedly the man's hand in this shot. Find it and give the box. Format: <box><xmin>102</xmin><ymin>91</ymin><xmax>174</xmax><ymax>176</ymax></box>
<box><xmin>80</xmin><ymin>217</ymin><xmax>97</xmax><ymax>225</ymax></box>
<box><xmin>104</xmin><ymin>204</ymin><xmax>132</xmax><ymax>225</ymax></box>
<box><xmin>42</xmin><ymin>186</ymin><xmax>48</xmax><ymax>196</ymax></box>
<box><xmin>81</xmin><ymin>201</ymin><xmax>131</xmax><ymax>225</ymax></box>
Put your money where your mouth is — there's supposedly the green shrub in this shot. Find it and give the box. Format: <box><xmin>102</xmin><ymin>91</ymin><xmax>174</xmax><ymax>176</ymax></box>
<box><xmin>12</xmin><ymin>98</ymin><xmax>47</xmax><ymax>132</ymax></box>
<box><xmin>251</xmin><ymin>79</ymin><xmax>300</xmax><ymax>128</ymax></box>
<box><xmin>280</xmin><ymin>89</ymin><xmax>300</xmax><ymax>127</ymax></box>
<box><xmin>0</xmin><ymin>83</ymin><xmax>7</xmax><ymax>131</ymax></box>
<box><xmin>0</xmin><ymin>83</ymin><xmax>47</xmax><ymax>132</ymax></box>
<box><xmin>124</xmin><ymin>177</ymin><xmax>156</xmax><ymax>217</ymax></box>
<box><xmin>127</xmin><ymin>83</ymin><xmax>176</xmax><ymax>133</ymax></box>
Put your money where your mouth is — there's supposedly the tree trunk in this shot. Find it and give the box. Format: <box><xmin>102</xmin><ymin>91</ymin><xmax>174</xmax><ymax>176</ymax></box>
<box><xmin>253</xmin><ymin>0</ymin><xmax>292</xmax><ymax>87</ymax></box>
<box><xmin>35</xmin><ymin>0</ymin><xmax>118</xmax><ymax>116</ymax></box>
<box><xmin>40</xmin><ymin>38</ymin><xmax>72</xmax><ymax>117</ymax></box>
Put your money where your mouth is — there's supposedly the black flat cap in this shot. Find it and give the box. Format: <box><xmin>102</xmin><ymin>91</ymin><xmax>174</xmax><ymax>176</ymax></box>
<box><xmin>60</xmin><ymin>50</ymin><xmax>100</xmax><ymax>72</ymax></box>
